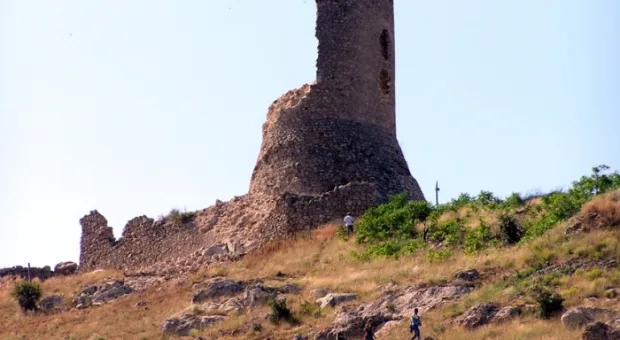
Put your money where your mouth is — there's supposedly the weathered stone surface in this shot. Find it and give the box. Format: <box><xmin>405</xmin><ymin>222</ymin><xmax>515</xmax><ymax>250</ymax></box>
<box><xmin>317</xmin><ymin>293</ymin><xmax>357</xmax><ymax>309</ymax></box>
<box><xmin>454</xmin><ymin>269</ymin><xmax>480</xmax><ymax>282</ymax></box>
<box><xmin>124</xmin><ymin>275</ymin><xmax>165</xmax><ymax>292</ymax></box>
<box><xmin>39</xmin><ymin>295</ymin><xmax>65</xmax><ymax>313</ymax></box>
<box><xmin>161</xmin><ymin>314</ymin><xmax>225</xmax><ymax>336</ymax></box>
<box><xmin>561</xmin><ymin>307</ymin><xmax>618</xmax><ymax>329</ymax></box>
<box><xmin>74</xmin><ymin>280</ymin><xmax>133</xmax><ymax>308</ymax></box>
<box><xmin>203</xmin><ymin>244</ymin><xmax>228</xmax><ymax>257</ymax></box>
<box><xmin>192</xmin><ymin>277</ymin><xmax>244</xmax><ymax>303</ymax></box>
<box><xmin>583</xmin><ymin>322</ymin><xmax>620</xmax><ymax>340</ymax></box>
<box><xmin>316</xmin><ymin>283</ymin><xmax>473</xmax><ymax>339</ymax></box>
<box><xmin>534</xmin><ymin>259</ymin><xmax>618</xmax><ymax>277</ymax></box>
<box><xmin>54</xmin><ymin>262</ymin><xmax>78</xmax><ymax>276</ymax></box>
<box><xmin>491</xmin><ymin>306</ymin><xmax>521</xmax><ymax>324</ymax></box>
<box><xmin>455</xmin><ymin>303</ymin><xmax>500</xmax><ymax>328</ymax></box>
<box><xmin>310</xmin><ymin>288</ymin><xmax>330</xmax><ymax>299</ymax></box>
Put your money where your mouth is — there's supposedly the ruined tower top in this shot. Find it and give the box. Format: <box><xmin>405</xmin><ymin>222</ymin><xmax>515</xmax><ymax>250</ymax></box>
<box><xmin>315</xmin><ymin>0</ymin><xmax>396</xmax><ymax>134</ymax></box>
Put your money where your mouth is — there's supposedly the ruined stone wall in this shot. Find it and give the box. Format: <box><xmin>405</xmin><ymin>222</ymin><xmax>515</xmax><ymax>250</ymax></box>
<box><xmin>79</xmin><ymin>211</ymin><xmax>207</xmax><ymax>272</ymax></box>
<box><xmin>78</xmin><ymin>0</ymin><xmax>426</xmax><ymax>273</ymax></box>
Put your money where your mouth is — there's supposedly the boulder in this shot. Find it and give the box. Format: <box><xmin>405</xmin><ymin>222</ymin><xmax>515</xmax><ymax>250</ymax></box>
<box><xmin>316</xmin><ymin>293</ymin><xmax>357</xmax><ymax>309</ymax></box>
<box><xmin>39</xmin><ymin>295</ymin><xmax>65</xmax><ymax>313</ymax></box>
<box><xmin>310</xmin><ymin>288</ymin><xmax>330</xmax><ymax>299</ymax></box>
<box><xmin>91</xmin><ymin>280</ymin><xmax>133</xmax><ymax>303</ymax></box>
<box><xmin>74</xmin><ymin>280</ymin><xmax>133</xmax><ymax>307</ymax></box>
<box><xmin>203</xmin><ymin>244</ymin><xmax>229</xmax><ymax>257</ymax></box>
<box><xmin>161</xmin><ymin>314</ymin><xmax>225</xmax><ymax>336</ymax></box>
<box><xmin>73</xmin><ymin>295</ymin><xmax>92</xmax><ymax>309</ymax></box>
<box><xmin>240</xmin><ymin>285</ymin><xmax>279</xmax><ymax>307</ymax></box>
<box><xmin>583</xmin><ymin>322</ymin><xmax>620</xmax><ymax>340</ymax></box>
<box><xmin>561</xmin><ymin>307</ymin><xmax>617</xmax><ymax>329</ymax></box>
<box><xmin>192</xmin><ymin>277</ymin><xmax>244</xmax><ymax>303</ymax></box>
<box><xmin>454</xmin><ymin>269</ymin><xmax>480</xmax><ymax>282</ymax></box>
<box><xmin>54</xmin><ymin>262</ymin><xmax>78</xmax><ymax>276</ymax></box>
<box><xmin>279</xmin><ymin>283</ymin><xmax>302</xmax><ymax>295</ymax></box>
<box><xmin>455</xmin><ymin>303</ymin><xmax>500</xmax><ymax>328</ymax></box>
<box><xmin>491</xmin><ymin>306</ymin><xmax>520</xmax><ymax>324</ymax></box>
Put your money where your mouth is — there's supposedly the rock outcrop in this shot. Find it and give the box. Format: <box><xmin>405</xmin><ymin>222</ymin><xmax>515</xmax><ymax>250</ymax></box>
<box><xmin>39</xmin><ymin>295</ymin><xmax>66</xmax><ymax>313</ymax></box>
<box><xmin>561</xmin><ymin>307</ymin><xmax>619</xmax><ymax>330</ymax></box>
<box><xmin>316</xmin><ymin>283</ymin><xmax>473</xmax><ymax>339</ymax></box>
<box><xmin>54</xmin><ymin>262</ymin><xmax>78</xmax><ymax>276</ymax></box>
<box><xmin>583</xmin><ymin>322</ymin><xmax>620</xmax><ymax>340</ymax></box>
<box><xmin>316</xmin><ymin>293</ymin><xmax>357</xmax><ymax>309</ymax></box>
<box><xmin>455</xmin><ymin>303</ymin><xmax>520</xmax><ymax>328</ymax></box>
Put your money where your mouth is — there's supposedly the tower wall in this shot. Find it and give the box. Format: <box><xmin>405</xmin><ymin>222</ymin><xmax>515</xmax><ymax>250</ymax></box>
<box><xmin>249</xmin><ymin>0</ymin><xmax>424</xmax><ymax>202</ymax></box>
<box><xmin>315</xmin><ymin>0</ymin><xmax>396</xmax><ymax>133</ymax></box>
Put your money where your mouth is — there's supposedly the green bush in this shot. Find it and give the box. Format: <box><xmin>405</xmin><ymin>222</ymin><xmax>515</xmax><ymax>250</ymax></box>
<box><xmin>299</xmin><ymin>300</ymin><xmax>322</xmax><ymax>318</ymax></box>
<box><xmin>503</xmin><ymin>192</ymin><xmax>524</xmax><ymax>209</ymax></box>
<box><xmin>533</xmin><ymin>288</ymin><xmax>564</xmax><ymax>319</ymax></box>
<box><xmin>427</xmin><ymin>219</ymin><xmax>465</xmax><ymax>246</ymax></box>
<box><xmin>355</xmin><ymin>194</ymin><xmax>432</xmax><ymax>244</ymax></box>
<box><xmin>449</xmin><ymin>193</ymin><xmax>473</xmax><ymax>211</ymax></box>
<box><xmin>11</xmin><ymin>280</ymin><xmax>42</xmax><ymax>312</ymax></box>
<box><xmin>167</xmin><ymin>209</ymin><xmax>196</xmax><ymax>224</ymax></box>
<box><xmin>464</xmin><ymin>218</ymin><xmax>495</xmax><ymax>254</ymax></box>
<box><xmin>498</xmin><ymin>214</ymin><xmax>523</xmax><ymax>244</ymax></box>
<box><xmin>268</xmin><ymin>298</ymin><xmax>296</xmax><ymax>324</ymax></box>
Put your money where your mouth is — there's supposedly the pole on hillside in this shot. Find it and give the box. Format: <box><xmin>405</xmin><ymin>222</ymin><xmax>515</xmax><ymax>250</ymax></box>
<box><xmin>435</xmin><ymin>181</ymin><xmax>440</xmax><ymax>206</ymax></box>
<box><xmin>27</xmin><ymin>263</ymin><xmax>31</xmax><ymax>282</ymax></box>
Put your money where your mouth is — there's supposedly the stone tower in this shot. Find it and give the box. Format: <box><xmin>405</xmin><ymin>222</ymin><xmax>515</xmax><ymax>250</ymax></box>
<box><xmin>249</xmin><ymin>0</ymin><xmax>425</xmax><ymax>202</ymax></box>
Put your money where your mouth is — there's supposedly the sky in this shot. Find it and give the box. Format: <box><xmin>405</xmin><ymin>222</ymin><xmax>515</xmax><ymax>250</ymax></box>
<box><xmin>1</xmin><ymin>0</ymin><xmax>618</xmax><ymax>268</ymax></box>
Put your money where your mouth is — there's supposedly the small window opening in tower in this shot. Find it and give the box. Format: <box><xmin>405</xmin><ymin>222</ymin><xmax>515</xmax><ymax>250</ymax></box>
<box><xmin>380</xmin><ymin>29</ymin><xmax>390</xmax><ymax>61</ymax></box>
<box><xmin>379</xmin><ymin>69</ymin><xmax>391</xmax><ymax>102</ymax></box>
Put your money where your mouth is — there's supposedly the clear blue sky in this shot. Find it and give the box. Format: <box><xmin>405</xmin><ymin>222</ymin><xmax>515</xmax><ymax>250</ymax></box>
<box><xmin>1</xmin><ymin>0</ymin><xmax>618</xmax><ymax>268</ymax></box>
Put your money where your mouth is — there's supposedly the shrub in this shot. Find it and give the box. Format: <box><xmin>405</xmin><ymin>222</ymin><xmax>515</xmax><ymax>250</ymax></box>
<box><xmin>356</xmin><ymin>194</ymin><xmax>432</xmax><ymax>244</ymax></box>
<box><xmin>475</xmin><ymin>190</ymin><xmax>502</xmax><ymax>208</ymax></box>
<box><xmin>498</xmin><ymin>214</ymin><xmax>523</xmax><ymax>244</ymax></box>
<box><xmin>426</xmin><ymin>248</ymin><xmax>453</xmax><ymax>263</ymax></box>
<box><xmin>504</xmin><ymin>192</ymin><xmax>524</xmax><ymax>208</ymax></box>
<box><xmin>449</xmin><ymin>193</ymin><xmax>473</xmax><ymax>211</ymax></box>
<box><xmin>268</xmin><ymin>298</ymin><xmax>296</xmax><ymax>324</ymax></box>
<box><xmin>299</xmin><ymin>300</ymin><xmax>322</xmax><ymax>318</ymax></box>
<box><xmin>427</xmin><ymin>219</ymin><xmax>465</xmax><ymax>246</ymax></box>
<box><xmin>464</xmin><ymin>218</ymin><xmax>495</xmax><ymax>254</ymax></box>
<box><xmin>252</xmin><ymin>323</ymin><xmax>262</xmax><ymax>332</ymax></box>
<box><xmin>533</xmin><ymin>288</ymin><xmax>564</xmax><ymax>319</ymax></box>
<box><xmin>167</xmin><ymin>209</ymin><xmax>196</xmax><ymax>224</ymax></box>
<box><xmin>11</xmin><ymin>280</ymin><xmax>42</xmax><ymax>312</ymax></box>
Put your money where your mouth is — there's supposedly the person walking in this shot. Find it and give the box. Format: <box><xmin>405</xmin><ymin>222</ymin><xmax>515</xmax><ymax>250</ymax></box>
<box><xmin>344</xmin><ymin>213</ymin><xmax>355</xmax><ymax>235</ymax></box>
<box><xmin>409</xmin><ymin>308</ymin><xmax>422</xmax><ymax>340</ymax></box>
<box><xmin>364</xmin><ymin>320</ymin><xmax>375</xmax><ymax>340</ymax></box>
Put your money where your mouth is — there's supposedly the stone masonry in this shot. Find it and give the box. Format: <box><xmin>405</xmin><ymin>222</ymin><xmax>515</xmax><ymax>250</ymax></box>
<box><xmin>79</xmin><ymin>0</ymin><xmax>425</xmax><ymax>272</ymax></box>
<box><xmin>249</xmin><ymin>0</ymin><xmax>424</xmax><ymax>200</ymax></box>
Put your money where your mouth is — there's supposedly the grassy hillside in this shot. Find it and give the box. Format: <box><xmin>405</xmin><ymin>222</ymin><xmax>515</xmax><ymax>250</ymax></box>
<box><xmin>1</xmin><ymin>165</ymin><xmax>619</xmax><ymax>340</ymax></box>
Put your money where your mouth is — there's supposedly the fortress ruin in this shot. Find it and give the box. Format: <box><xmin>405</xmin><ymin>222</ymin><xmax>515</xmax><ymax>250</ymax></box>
<box><xmin>79</xmin><ymin>0</ymin><xmax>425</xmax><ymax>273</ymax></box>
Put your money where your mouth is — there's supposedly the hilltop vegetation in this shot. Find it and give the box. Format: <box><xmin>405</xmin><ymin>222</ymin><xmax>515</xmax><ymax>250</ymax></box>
<box><xmin>1</xmin><ymin>165</ymin><xmax>619</xmax><ymax>339</ymax></box>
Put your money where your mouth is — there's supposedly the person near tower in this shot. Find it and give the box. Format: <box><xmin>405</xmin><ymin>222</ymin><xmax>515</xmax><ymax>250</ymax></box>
<box><xmin>343</xmin><ymin>213</ymin><xmax>354</xmax><ymax>235</ymax></box>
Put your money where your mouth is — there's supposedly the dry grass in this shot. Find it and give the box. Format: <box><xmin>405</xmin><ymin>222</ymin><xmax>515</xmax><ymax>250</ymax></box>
<box><xmin>1</xmin><ymin>199</ymin><xmax>619</xmax><ymax>339</ymax></box>
<box><xmin>581</xmin><ymin>190</ymin><xmax>620</xmax><ymax>228</ymax></box>
<box><xmin>0</xmin><ymin>270</ymin><xmax>193</xmax><ymax>340</ymax></box>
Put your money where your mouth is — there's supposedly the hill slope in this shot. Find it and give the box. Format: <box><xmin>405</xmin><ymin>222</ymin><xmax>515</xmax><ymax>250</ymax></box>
<box><xmin>1</xmin><ymin>166</ymin><xmax>619</xmax><ymax>340</ymax></box>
